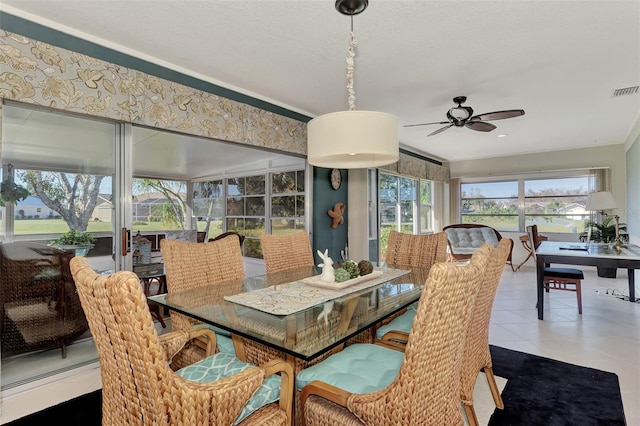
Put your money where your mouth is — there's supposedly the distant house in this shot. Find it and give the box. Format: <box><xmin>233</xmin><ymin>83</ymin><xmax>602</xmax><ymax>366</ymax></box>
<box><xmin>559</xmin><ymin>203</ymin><xmax>587</xmax><ymax>220</ymax></box>
<box><xmin>132</xmin><ymin>191</ymin><xmax>186</xmax><ymax>223</ymax></box>
<box><xmin>14</xmin><ymin>196</ymin><xmax>56</xmax><ymax>219</ymax></box>
<box><xmin>91</xmin><ymin>194</ymin><xmax>113</xmax><ymax>222</ymax></box>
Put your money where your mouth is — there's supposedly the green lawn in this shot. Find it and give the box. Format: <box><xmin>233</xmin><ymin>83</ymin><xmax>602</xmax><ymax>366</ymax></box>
<box><xmin>5</xmin><ymin>219</ymin><xmax>200</xmax><ymax>235</ymax></box>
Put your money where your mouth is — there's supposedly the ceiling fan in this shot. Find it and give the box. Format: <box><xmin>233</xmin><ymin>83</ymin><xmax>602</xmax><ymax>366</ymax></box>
<box><xmin>404</xmin><ymin>96</ymin><xmax>525</xmax><ymax>137</ymax></box>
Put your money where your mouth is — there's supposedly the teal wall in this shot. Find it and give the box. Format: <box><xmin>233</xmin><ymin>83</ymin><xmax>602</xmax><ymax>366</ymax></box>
<box><xmin>312</xmin><ymin>168</ymin><xmax>348</xmax><ymax>265</ymax></box>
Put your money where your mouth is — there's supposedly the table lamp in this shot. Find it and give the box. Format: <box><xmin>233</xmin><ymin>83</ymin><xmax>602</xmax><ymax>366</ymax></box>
<box><xmin>586</xmin><ymin>191</ymin><xmax>622</xmax><ymax>251</ymax></box>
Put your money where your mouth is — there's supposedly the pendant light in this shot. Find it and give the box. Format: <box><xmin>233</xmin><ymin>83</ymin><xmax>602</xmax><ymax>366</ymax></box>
<box><xmin>307</xmin><ymin>0</ymin><xmax>399</xmax><ymax>169</ymax></box>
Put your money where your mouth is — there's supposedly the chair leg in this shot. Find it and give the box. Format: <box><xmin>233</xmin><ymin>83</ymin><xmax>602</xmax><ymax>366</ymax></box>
<box><xmin>576</xmin><ymin>282</ymin><xmax>582</xmax><ymax>314</ymax></box>
<box><xmin>463</xmin><ymin>402</ymin><xmax>480</xmax><ymax>426</ymax></box>
<box><xmin>484</xmin><ymin>366</ymin><xmax>504</xmax><ymax>409</ymax></box>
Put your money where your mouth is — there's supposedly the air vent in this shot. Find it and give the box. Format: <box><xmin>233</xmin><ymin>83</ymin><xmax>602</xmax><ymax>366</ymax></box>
<box><xmin>612</xmin><ymin>86</ymin><xmax>639</xmax><ymax>97</ymax></box>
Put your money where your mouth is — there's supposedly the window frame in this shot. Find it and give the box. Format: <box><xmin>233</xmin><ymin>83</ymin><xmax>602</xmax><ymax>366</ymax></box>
<box><xmin>459</xmin><ymin>171</ymin><xmax>594</xmax><ymax>233</ymax></box>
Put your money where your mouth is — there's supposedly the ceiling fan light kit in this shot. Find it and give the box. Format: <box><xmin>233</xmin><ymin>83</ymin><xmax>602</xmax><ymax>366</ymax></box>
<box><xmin>307</xmin><ymin>0</ymin><xmax>399</xmax><ymax>169</ymax></box>
<box><xmin>405</xmin><ymin>95</ymin><xmax>525</xmax><ymax>137</ymax></box>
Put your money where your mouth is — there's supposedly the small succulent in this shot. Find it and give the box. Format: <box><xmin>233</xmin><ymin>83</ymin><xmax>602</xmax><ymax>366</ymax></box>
<box><xmin>334</xmin><ymin>268</ymin><xmax>351</xmax><ymax>282</ymax></box>
<box><xmin>342</xmin><ymin>260</ymin><xmax>360</xmax><ymax>279</ymax></box>
<box><xmin>358</xmin><ymin>260</ymin><xmax>374</xmax><ymax>276</ymax></box>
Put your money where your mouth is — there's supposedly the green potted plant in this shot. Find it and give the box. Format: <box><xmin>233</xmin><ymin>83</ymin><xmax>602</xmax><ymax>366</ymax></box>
<box><xmin>0</xmin><ymin>175</ymin><xmax>29</xmax><ymax>206</ymax></box>
<box><xmin>579</xmin><ymin>217</ymin><xmax>628</xmax><ymax>277</ymax></box>
<box><xmin>49</xmin><ymin>229</ymin><xmax>96</xmax><ymax>256</ymax></box>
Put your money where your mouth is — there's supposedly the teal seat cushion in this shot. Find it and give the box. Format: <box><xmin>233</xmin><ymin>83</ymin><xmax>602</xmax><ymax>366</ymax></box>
<box><xmin>192</xmin><ymin>324</ymin><xmax>235</xmax><ymax>354</ymax></box>
<box><xmin>176</xmin><ymin>352</ymin><xmax>281</xmax><ymax>425</ymax></box>
<box><xmin>296</xmin><ymin>344</ymin><xmax>404</xmax><ymax>393</ymax></box>
<box><xmin>193</xmin><ymin>322</ymin><xmax>232</xmax><ymax>337</ymax></box>
<box><xmin>375</xmin><ymin>309</ymin><xmax>416</xmax><ymax>340</ymax></box>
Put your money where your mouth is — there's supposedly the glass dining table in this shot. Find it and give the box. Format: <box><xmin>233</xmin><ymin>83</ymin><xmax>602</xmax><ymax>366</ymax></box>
<box><xmin>148</xmin><ymin>265</ymin><xmax>427</xmax><ymax>362</ymax></box>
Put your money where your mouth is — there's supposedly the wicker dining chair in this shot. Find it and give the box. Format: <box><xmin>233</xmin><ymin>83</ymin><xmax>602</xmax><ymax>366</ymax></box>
<box><xmin>70</xmin><ymin>256</ymin><xmax>294</xmax><ymax>426</ymax></box>
<box><xmin>375</xmin><ymin>231</ymin><xmax>448</xmax><ymax>345</ymax></box>
<box><xmin>260</xmin><ymin>232</ymin><xmax>315</xmax><ymax>274</ymax></box>
<box><xmin>297</xmin><ymin>245</ymin><xmax>492</xmax><ymax>426</ymax></box>
<box><xmin>460</xmin><ymin>238</ymin><xmax>512</xmax><ymax>425</ymax></box>
<box><xmin>384</xmin><ymin>230</ymin><xmax>448</xmax><ymax>267</ymax></box>
<box><xmin>374</xmin><ymin>240</ymin><xmax>512</xmax><ymax>424</ymax></box>
<box><xmin>527</xmin><ymin>224</ymin><xmax>584</xmax><ymax>314</ymax></box>
<box><xmin>161</xmin><ymin>235</ymin><xmax>246</xmax><ymax>368</ymax></box>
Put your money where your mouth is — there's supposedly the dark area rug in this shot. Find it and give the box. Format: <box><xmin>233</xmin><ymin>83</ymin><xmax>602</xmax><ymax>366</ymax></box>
<box><xmin>489</xmin><ymin>345</ymin><xmax>626</xmax><ymax>426</ymax></box>
<box><xmin>6</xmin><ymin>346</ymin><xmax>627</xmax><ymax>425</ymax></box>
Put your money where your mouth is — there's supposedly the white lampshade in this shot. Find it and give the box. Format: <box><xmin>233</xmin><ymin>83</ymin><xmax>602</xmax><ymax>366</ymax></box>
<box><xmin>586</xmin><ymin>191</ymin><xmax>617</xmax><ymax>211</ymax></box>
<box><xmin>307</xmin><ymin>110</ymin><xmax>399</xmax><ymax>169</ymax></box>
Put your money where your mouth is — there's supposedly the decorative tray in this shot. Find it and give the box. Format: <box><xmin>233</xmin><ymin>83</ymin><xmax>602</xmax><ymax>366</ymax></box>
<box><xmin>302</xmin><ymin>270</ymin><xmax>383</xmax><ymax>290</ymax></box>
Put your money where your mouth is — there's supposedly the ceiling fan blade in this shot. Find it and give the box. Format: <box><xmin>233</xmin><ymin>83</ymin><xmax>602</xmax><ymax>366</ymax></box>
<box><xmin>427</xmin><ymin>124</ymin><xmax>454</xmax><ymax>137</ymax></box>
<box><xmin>465</xmin><ymin>121</ymin><xmax>497</xmax><ymax>132</ymax></box>
<box><xmin>404</xmin><ymin>121</ymin><xmax>450</xmax><ymax>128</ymax></box>
<box><xmin>470</xmin><ymin>109</ymin><xmax>525</xmax><ymax>121</ymax></box>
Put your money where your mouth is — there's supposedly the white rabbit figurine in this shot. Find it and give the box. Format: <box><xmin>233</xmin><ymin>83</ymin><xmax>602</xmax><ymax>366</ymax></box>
<box><xmin>317</xmin><ymin>249</ymin><xmax>335</xmax><ymax>283</ymax></box>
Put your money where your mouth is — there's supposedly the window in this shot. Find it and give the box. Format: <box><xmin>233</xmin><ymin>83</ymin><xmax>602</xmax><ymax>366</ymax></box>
<box><xmin>524</xmin><ymin>177</ymin><xmax>590</xmax><ymax>232</ymax></box>
<box><xmin>460</xmin><ymin>174</ymin><xmax>591</xmax><ymax>233</ymax></box>
<box><xmin>132</xmin><ymin>178</ymin><xmax>187</xmax><ymax>231</ymax></box>
<box><xmin>461</xmin><ymin>181</ymin><xmax>519</xmax><ymax>231</ymax></box>
<box><xmin>419</xmin><ymin>180</ymin><xmax>433</xmax><ymax>233</ymax></box>
<box><xmin>8</xmin><ymin>169</ymin><xmax>112</xmax><ymax>236</ymax></box>
<box><xmin>379</xmin><ymin>172</ymin><xmax>434</xmax><ymax>261</ymax></box>
<box><xmin>270</xmin><ymin>170</ymin><xmax>305</xmax><ymax>236</ymax></box>
<box><xmin>192</xmin><ymin>169</ymin><xmax>305</xmax><ymax>259</ymax></box>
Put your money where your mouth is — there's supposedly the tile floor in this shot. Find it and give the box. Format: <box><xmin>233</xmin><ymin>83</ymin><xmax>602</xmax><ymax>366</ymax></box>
<box><xmin>491</xmin><ymin>265</ymin><xmax>640</xmax><ymax>425</ymax></box>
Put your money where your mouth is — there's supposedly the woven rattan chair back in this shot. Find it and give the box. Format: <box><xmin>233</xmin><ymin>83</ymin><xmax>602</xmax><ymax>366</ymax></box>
<box><xmin>70</xmin><ymin>257</ymin><xmax>285</xmax><ymax>426</ymax></box>
<box><xmin>260</xmin><ymin>232</ymin><xmax>314</xmax><ymax>274</ymax></box>
<box><xmin>460</xmin><ymin>239</ymin><xmax>512</xmax><ymax>425</ymax></box>
<box><xmin>334</xmin><ymin>245</ymin><xmax>492</xmax><ymax>426</ymax></box>
<box><xmin>385</xmin><ymin>230</ymin><xmax>448</xmax><ymax>267</ymax></box>
<box><xmin>161</xmin><ymin>237</ymin><xmax>245</xmax><ymax>367</ymax></box>
<box><xmin>161</xmin><ymin>237</ymin><xmax>245</xmax><ymax>330</ymax></box>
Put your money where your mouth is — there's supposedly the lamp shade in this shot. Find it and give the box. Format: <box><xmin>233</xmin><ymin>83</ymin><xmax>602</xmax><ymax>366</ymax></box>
<box><xmin>307</xmin><ymin>110</ymin><xmax>399</xmax><ymax>169</ymax></box>
<box><xmin>586</xmin><ymin>191</ymin><xmax>617</xmax><ymax>211</ymax></box>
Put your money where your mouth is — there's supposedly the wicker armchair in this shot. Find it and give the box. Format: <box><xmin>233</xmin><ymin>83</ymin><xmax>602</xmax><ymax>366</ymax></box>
<box><xmin>70</xmin><ymin>256</ymin><xmax>294</xmax><ymax>426</ymax></box>
<box><xmin>260</xmin><ymin>232</ymin><xmax>314</xmax><ymax>274</ymax></box>
<box><xmin>0</xmin><ymin>242</ymin><xmax>88</xmax><ymax>358</ymax></box>
<box><xmin>443</xmin><ymin>224</ymin><xmax>515</xmax><ymax>271</ymax></box>
<box><xmin>161</xmin><ymin>236</ymin><xmax>246</xmax><ymax>368</ymax></box>
<box><xmin>298</xmin><ymin>246</ymin><xmax>492</xmax><ymax>426</ymax></box>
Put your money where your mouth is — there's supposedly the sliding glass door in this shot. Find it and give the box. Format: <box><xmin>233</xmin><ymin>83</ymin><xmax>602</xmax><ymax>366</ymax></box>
<box><xmin>1</xmin><ymin>101</ymin><xmax>119</xmax><ymax>389</ymax></box>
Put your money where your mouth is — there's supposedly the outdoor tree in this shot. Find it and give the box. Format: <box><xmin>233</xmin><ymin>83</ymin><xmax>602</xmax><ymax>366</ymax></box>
<box><xmin>134</xmin><ymin>178</ymin><xmax>187</xmax><ymax>229</ymax></box>
<box><xmin>19</xmin><ymin>171</ymin><xmax>104</xmax><ymax>231</ymax></box>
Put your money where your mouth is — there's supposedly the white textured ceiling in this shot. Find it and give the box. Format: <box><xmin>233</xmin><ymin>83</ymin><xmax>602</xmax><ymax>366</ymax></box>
<box><xmin>2</xmin><ymin>0</ymin><xmax>639</xmax><ymax>162</ymax></box>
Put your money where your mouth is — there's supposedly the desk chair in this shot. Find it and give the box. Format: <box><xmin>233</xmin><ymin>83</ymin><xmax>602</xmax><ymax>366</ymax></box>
<box><xmin>527</xmin><ymin>225</ymin><xmax>584</xmax><ymax>314</ymax></box>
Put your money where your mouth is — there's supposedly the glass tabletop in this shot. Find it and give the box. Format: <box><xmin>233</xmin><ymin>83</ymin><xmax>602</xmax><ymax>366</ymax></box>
<box><xmin>149</xmin><ymin>265</ymin><xmax>427</xmax><ymax>360</ymax></box>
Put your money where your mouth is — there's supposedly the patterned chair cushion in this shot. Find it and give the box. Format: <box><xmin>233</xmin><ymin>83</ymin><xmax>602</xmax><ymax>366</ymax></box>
<box><xmin>176</xmin><ymin>352</ymin><xmax>281</xmax><ymax>424</ymax></box>
<box><xmin>445</xmin><ymin>227</ymin><xmax>499</xmax><ymax>254</ymax></box>
<box><xmin>296</xmin><ymin>344</ymin><xmax>404</xmax><ymax>393</ymax></box>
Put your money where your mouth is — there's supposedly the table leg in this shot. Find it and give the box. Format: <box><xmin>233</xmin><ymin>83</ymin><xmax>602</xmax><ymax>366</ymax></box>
<box><xmin>536</xmin><ymin>255</ymin><xmax>545</xmax><ymax>320</ymax></box>
<box><xmin>515</xmin><ymin>251</ymin><xmax>533</xmax><ymax>271</ymax></box>
<box><xmin>628</xmin><ymin>269</ymin><xmax>636</xmax><ymax>302</ymax></box>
